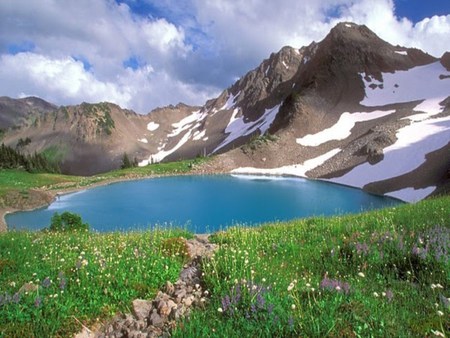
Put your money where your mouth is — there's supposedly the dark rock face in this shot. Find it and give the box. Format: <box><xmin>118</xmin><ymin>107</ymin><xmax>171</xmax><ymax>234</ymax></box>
<box><xmin>441</xmin><ymin>52</ymin><xmax>450</xmax><ymax>71</ymax></box>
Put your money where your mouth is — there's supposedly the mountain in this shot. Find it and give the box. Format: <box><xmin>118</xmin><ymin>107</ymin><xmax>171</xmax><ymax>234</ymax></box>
<box><xmin>1</xmin><ymin>101</ymin><xmax>199</xmax><ymax>175</ymax></box>
<box><xmin>1</xmin><ymin>22</ymin><xmax>449</xmax><ymax>201</ymax></box>
<box><xmin>0</xmin><ymin>96</ymin><xmax>57</xmax><ymax>131</ymax></box>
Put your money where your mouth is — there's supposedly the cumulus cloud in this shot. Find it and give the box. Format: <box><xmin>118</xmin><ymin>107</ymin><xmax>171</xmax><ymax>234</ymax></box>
<box><xmin>0</xmin><ymin>0</ymin><xmax>448</xmax><ymax>113</ymax></box>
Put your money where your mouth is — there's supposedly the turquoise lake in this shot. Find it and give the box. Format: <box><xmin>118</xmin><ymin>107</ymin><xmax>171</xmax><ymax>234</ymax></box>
<box><xmin>6</xmin><ymin>175</ymin><xmax>401</xmax><ymax>233</ymax></box>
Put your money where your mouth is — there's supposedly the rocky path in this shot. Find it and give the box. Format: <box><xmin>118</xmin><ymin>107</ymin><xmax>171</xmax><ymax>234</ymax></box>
<box><xmin>75</xmin><ymin>235</ymin><xmax>218</xmax><ymax>338</ymax></box>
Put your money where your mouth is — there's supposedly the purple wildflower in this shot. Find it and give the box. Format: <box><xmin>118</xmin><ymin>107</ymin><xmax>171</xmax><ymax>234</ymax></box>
<box><xmin>355</xmin><ymin>242</ymin><xmax>369</xmax><ymax>255</ymax></box>
<box><xmin>385</xmin><ymin>289</ymin><xmax>394</xmax><ymax>302</ymax></box>
<box><xmin>42</xmin><ymin>277</ymin><xmax>51</xmax><ymax>288</ymax></box>
<box><xmin>256</xmin><ymin>293</ymin><xmax>266</xmax><ymax>309</ymax></box>
<box><xmin>320</xmin><ymin>276</ymin><xmax>351</xmax><ymax>295</ymax></box>
<box><xmin>34</xmin><ymin>296</ymin><xmax>42</xmax><ymax>308</ymax></box>
<box><xmin>288</xmin><ymin>317</ymin><xmax>295</xmax><ymax>329</ymax></box>
<box><xmin>12</xmin><ymin>292</ymin><xmax>21</xmax><ymax>304</ymax></box>
<box><xmin>59</xmin><ymin>277</ymin><xmax>67</xmax><ymax>290</ymax></box>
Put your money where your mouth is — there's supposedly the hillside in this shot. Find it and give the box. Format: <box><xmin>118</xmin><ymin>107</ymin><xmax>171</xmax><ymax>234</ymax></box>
<box><xmin>1</xmin><ymin>22</ymin><xmax>449</xmax><ymax>200</ymax></box>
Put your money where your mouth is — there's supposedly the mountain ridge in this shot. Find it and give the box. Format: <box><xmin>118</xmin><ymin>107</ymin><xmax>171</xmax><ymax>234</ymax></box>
<box><xmin>1</xmin><ymin>22</ymin><xmax>449</xmax><ymax>201</ymax></box>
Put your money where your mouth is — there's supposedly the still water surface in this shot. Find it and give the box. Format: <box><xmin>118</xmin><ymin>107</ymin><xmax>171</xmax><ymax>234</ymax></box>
<box><xmin>6</xmin><ymin>175</ymin><xmax>401</xmax><ymax>233</ymax></box>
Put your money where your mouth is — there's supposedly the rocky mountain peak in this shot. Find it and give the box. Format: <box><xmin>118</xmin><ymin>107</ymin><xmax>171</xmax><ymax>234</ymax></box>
<box><xmin>441</xmin><ymin>52</ymin><xmax>450</xmax><ymax>71</ymax></box>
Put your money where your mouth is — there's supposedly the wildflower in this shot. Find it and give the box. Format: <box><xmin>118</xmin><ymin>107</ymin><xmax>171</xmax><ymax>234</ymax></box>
<box><xmin>12</xmin><ymin>292</ymin><xmax>21</xmax><ymax>304</ymax></box>
<box><xmin>437</xmin><ymin>310</ymin><xmax>444</xmax><ymax>316</ymax></box>
<box><xmin>431</xmin><ymin>329</ymin><xmax>445</xmax><ymax>337</ymax></box>
<box><xmin>218</xmin><ymin>307</ymin><xmax>223</xmax><ymax>313</ymax></box>
<box><xmin>34</xmin><ymin>296</ymin><xmax>42</xmax><ymax>308</ymax></box>
<box><xmin>9</xmin><ymin>281</ymin><xmax>16</xmax><ymax>287</ymax></box>
<box><xmin>42</xmin><ymin>277</ymin><xmax>51</xmax><ymax>288</ymax></box>
<box><xmin>291</xmin><ymin>304</ymin><xmax>296</xmax><ymax>310</ymax></box>
<box><xmin>358</xmin><ymin>272</ymin><xmax>365</xmax><ymax>278</ymax></box>
<box><xmin>385</xmin><ymin>289</ymin><xmax>394</xmax><ymax>302</ymax></box>
<box><xmin>373</xmin><ymin>292</ymin><xmax>379</xmax><ymax>297</ymax></box>
<box><xmin>287</xmin><ymin>282</ymin><xmax>295</xmax><ymax>291</ymax></box>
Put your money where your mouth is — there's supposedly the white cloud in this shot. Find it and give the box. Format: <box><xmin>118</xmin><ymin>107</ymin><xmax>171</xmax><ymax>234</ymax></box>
<box><xmin>0</xmin><ymin>0</ymin><xmax>449</xmax><ymax>113</ymax></box>
<box><xmin>0</xmin><ymin>52</ymin><xmax>132</xmax><ymax>106</ymax></box>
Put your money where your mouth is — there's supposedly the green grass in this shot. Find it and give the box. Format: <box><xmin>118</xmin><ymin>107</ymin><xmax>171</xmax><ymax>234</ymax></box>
<box><xmin>174</xmin><ymin>196</ymin><xmax>450</xmax><ymax>337</ymax></box>
<box><xmin>41</xmin><ymin>145</ymin><xmax>69</xmax><ymax>165</ymax></box>
<box><xmin>0</xmin><ymin>228</ymin><xmax>191</xmax><ymax>337</ymax></box>
<box><xmin>0</xmin><ymin>157</ymin><xmax>208</xmax><ymax>207</ymax></box>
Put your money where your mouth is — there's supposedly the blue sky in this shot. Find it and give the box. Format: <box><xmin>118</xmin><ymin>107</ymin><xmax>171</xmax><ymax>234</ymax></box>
<box><xmin>394</xmin><ymin>0</ymin><xmax>450</xmax><ymax>22</ymax></box>
<box><xmin>0</xmin><ymin>0</ymin><xmax>449</xmax><ymax>113</ymax></box>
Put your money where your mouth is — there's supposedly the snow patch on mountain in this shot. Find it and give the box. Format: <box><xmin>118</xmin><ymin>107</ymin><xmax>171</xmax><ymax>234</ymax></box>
<box><xmin>386</xmin><ymin>186</ymin><xmax>436</xmax><ymax>203</ymax></box>
<box><xmin>361</xmin><ymin>62</ymin><xmax>450</xmax><ymax>107</ymax></box>
<box><xmin>214</xmin><ymin>104</ymin><xmax>281</xmax><ymax>153</ymax></box>
<box><xmin>193</xmin><ymin>130</ymin><xmax>206</xmax><ymax>141</ymax></box>
<box><xmin>139</xmin><ymin>130</ymin><xmax>193</xmax><ymax>166</ymax></box>
<box><xmin>147</xmin><ymin>122</ymin><xmax>159</xmax><ymax>131</ymax></box>
<box><xmin>138</xmin><ymin>138</ymin><xmax>148</xmax><ymax>144</ymax></box>
<box><xmin>296</xmin><ymin>109</ymin><xmax>395</xmax><ymax>146</ymax></box>
<box><xmin>327</xmin><ymin>114</ymin><xmax>450</xmax><ymax>202</ymax></box>
<box><xmin>231</xmin><ymin>148</ymin><xmax>341</xmax><ymax>177</ymax></box>
<box><xmin>219</xmin><ymin>91</ymin><xmax>241</xmax><ymax>111</ymax></box>
<box><xmin>169</xmin><ymin>110</ymin><xmax>204</xmax><ymax>137</ymax></box>
<box><xmin>395</xmin><ymin>50</ymin><xmax>408</xmax><ymax>56</ymax></box>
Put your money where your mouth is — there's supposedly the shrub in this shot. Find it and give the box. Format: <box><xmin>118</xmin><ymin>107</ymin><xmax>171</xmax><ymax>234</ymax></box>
<box><xmin>49</xmin><ymin>211</ymin><xmax>89</xmax><ymax>232</ymax></box>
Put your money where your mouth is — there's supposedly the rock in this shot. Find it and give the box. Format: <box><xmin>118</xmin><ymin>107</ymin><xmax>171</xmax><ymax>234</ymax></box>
<box><xmin>132</xmin><ymin>299</ymin><xmax>153</xmax><ymax>321</ymax></box>
<box><xmin>165</xmin><ymin>281</ymin><xmax>175</xmax><ymax>295</ymax></box>
<box><xmin>183</xmin><ymin>295</ymin><xmax>194</xmax><ymax>307</ymax></box>
<box><xmin>150</xmin><ymin>310</ymin><xmax>164</xmax><ymax>328</ymax></box>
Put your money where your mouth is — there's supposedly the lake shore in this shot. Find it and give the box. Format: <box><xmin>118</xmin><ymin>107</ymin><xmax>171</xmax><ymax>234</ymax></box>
<box><xmin>0</xmin><ymin>161</ymin><xmax>229</xmax><ymax>232</ymax></box>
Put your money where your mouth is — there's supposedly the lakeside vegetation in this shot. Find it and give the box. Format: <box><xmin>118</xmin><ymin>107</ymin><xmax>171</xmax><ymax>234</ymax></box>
<box><xmin>0</xmin><ymin>196</ymin><xmax>448</xmax><ymax>337</ymax></box>
<box><xmin>0</xmin><ymin>157</ymin><xmax>208</xmax><ymax>208</ymax></box>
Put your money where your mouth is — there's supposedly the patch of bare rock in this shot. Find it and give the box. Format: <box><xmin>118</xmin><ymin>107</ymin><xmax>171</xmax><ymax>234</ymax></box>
<box><xmin>75</xmin><ymin>235</ymin><xmax>217</xmax><ymax>338</ymax></box>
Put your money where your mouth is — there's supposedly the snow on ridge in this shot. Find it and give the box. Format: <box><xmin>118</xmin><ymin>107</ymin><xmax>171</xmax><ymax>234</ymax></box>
<box><xmin>328</xmin><ymin>114</ymin><xmax>450</xmax><ymax>202</ymax></box>
<box><xmin>193</xmin><ymin>129</ymin><xmax>206</xmax><ymax>141</ymax></box>
<box><xmin>282</xmin><ymin>60</ymin><xmax>289</xmax><ymax>69</ymax></box>
<box><xmin>361</xmin><ymin>61</ymin><xmax>450</xmax><ymax>107</ymax></box>
<box><xmin>219</xmin><ymin>91</ymin><xmax>241</xmax><ymax>111</ymax></box>
<box><xmin>147</xmin><ymin>121</ymin><xmax>159</xmax><ymax>131</ymax></box>
<box><xmin>395</xmin><ymin>50</ymin><xmax>408</xmax><ymax>56</ymax></box>
<box><xmin>138</xmin><ymin>138</ymin><xmax>148</xmax><ymax>144</ymax></box>
<box><xmin>296</xmin><ymin>109</ymin><xmax>395</xmax><ymax>147</ymax></box>
<box><xmin>213</xmin><ymin>104</ymin><xmax>281</xmax><ymax>153</ymax></box>
<box><xmin>139</xmin><ymin>129</ymin><xmax>193</xmax><ymax>166</ymax></box>
<box><xmin>231</xmin><ymin>148</ymin><xmax>341</xmax><ymax>178</ymax></box>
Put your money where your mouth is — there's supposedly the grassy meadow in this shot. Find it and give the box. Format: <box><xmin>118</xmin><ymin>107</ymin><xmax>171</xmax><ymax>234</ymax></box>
<box><xmin>0</xmin><ymin>195</ymin><xmax>448</xmax><ymax>337</ymax></box>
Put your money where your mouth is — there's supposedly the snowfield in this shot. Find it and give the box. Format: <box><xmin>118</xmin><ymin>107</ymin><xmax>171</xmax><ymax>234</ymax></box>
<box><xmin>361</xmin><ymin>61</ymin><xmax>450</xmax><ymax>106</ymax></box>
<box><xmin>296</xmin><ymin>109</ymin><xmax>395</xmax><ymax>146</ymax></box>
<box><xmin>328</xmin><ymin>114</ymin><xmax>450</xmax><ymax>202</ymax></box>
<box><xmin>231</xmin><ymin>148</ymin><xmax>341</xmax><ymax>177</ymax></box>
<box><xmin>214</xmin><ymin>104</ymin><xmax>281</xmax><ymax>153</ymax></box>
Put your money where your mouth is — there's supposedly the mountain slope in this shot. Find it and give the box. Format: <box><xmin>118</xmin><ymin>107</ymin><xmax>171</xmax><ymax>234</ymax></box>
<box><xmin>0</xmin><ymin>96</ymin><xmax>57</xmax><ymax>131</ymax></box>
<box><xmin>1</xmin><ymin>22</ymin><xmax>449</xmax><ymax>201</ymax></box>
